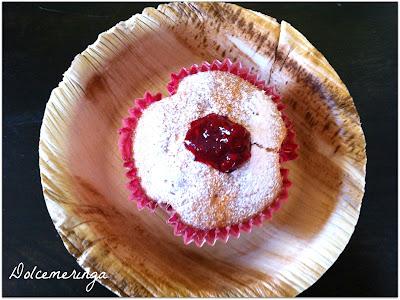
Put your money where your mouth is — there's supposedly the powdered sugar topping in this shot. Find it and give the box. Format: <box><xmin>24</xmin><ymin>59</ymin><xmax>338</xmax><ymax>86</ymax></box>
<box><xmin>133</xmin><ymin>71</ymin><xmax>286</xmax><ymax>229</ymax></box>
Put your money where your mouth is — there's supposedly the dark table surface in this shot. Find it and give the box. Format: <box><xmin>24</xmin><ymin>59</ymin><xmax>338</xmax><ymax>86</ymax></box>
<box><xmin>3</xmin><ymin>2</ymin><xmax>398</xmax><ymax>297</ymax></box>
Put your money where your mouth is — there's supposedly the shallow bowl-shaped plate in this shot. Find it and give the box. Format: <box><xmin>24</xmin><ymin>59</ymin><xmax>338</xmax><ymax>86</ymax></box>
<box><xmin>39</xmin><ymin>2</ymin><xmax>366</xmax><ymax>297</ymax></box>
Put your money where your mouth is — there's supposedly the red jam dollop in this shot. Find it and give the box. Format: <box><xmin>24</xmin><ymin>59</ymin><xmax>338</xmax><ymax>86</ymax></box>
<box><xmin>184</xmin><ymin>113</ymin><xmax>251</xmax><ymax>173</ymax></box>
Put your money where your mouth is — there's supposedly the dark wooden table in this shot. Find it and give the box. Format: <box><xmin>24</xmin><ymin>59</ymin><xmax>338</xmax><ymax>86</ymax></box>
<box><xmin>3</xmin><ymin>2</ymin><xmax>397</xmax><ymax>297</ymax></box>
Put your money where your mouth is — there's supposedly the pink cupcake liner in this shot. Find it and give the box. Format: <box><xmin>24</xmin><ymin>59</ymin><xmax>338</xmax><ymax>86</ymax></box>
<box><xmin>118</xmin><ymin>58</ymin><xmax>298</xmax><ymax>247</ymax></box>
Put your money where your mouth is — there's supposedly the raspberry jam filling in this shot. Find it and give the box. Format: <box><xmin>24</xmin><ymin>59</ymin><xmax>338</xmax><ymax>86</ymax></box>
<box><xmin>184</xmin><ymin>113</ymin><xmax>251</xmax><ymax>173</ymax></box>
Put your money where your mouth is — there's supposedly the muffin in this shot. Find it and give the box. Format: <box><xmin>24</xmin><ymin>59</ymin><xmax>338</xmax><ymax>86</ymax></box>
<box><xmin>119</xmin><ymin>59</ymin><xmax>297</xmax><ymax>246</ymax></box>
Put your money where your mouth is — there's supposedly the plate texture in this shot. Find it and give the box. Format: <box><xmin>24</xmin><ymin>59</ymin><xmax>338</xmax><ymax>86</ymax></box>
<box><xmin>39</xmin><ymin>2</ymin><xmax>366</xmax><ymax>297</ymax></box>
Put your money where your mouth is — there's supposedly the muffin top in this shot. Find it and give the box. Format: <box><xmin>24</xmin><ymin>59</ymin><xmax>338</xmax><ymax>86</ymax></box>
<box><xmin>133</xmin><ymin>71</ymin><xmax>286</xmax><ymax>229</ymax></box>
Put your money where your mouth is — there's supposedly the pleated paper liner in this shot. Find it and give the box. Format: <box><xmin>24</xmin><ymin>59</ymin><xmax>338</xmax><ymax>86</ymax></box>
<box><xmin>118</xmin><ymin>59</ymin><xmax>298</xmax><ymax>247</ymax></box>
